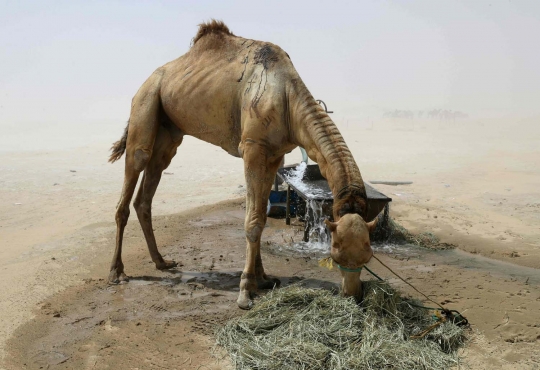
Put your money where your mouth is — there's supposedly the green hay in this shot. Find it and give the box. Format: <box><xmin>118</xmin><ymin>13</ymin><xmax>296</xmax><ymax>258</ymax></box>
<box><xmin>216</xmin><ymin>282</ymin><xmax>466</xmax><ymax>370</ymax></box>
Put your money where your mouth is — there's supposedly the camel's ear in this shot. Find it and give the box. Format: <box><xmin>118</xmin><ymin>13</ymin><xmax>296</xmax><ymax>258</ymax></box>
<box><xmin>325</xmin><ymin>219</ymin><xmax>338</xmax><ymax>232</ymax></box>
<box><xmin>366</xmin><ymin>217</ymin><xmax>378</xmax><ymax>233</ymax></box>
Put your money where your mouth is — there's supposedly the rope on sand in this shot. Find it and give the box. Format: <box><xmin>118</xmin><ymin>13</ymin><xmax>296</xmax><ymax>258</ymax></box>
<box><xmin>366</xmin><ymin>255</ymin><xmax>470</xmax><ymax>333</ymax></box>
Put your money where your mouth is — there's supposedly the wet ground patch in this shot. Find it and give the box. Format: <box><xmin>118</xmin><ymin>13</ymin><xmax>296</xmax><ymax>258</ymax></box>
<box><xmin>5</xmin><ymin>199</ymin><xmax>540</xmax><ymax>369</ymax></box>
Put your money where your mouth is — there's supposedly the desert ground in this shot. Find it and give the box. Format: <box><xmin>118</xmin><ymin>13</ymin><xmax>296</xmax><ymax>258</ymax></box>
<box><xmin>1</xmin><ymin>118</ymin><xmax>539</xmax><ymax>369</ymax></box>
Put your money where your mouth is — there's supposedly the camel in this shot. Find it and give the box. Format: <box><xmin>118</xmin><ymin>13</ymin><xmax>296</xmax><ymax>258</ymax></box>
<box><xmin>108</xmin><ymin>20</ymin><xmax>377</xmax><ymax>309</ymax></box>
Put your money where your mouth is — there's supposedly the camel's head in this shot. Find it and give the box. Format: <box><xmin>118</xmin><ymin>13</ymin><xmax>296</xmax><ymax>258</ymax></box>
<box><xmin>325</xmin><ymin>214</ymin><xmax>377</xmax><ymax>299</ymax></box>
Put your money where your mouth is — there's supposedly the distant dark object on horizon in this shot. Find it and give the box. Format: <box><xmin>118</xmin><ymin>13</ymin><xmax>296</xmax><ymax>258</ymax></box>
<box><xmin>383</xmin><ymin>109</ymin><xmax>469</xmax><ymax>120</ymax></box>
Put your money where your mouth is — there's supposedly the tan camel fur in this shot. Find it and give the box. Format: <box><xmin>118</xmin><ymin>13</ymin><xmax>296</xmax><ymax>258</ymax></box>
<box><xmin>108</xmin><ymin>20</ymin><xmax>376</xmax><ymax>309</ymax></box>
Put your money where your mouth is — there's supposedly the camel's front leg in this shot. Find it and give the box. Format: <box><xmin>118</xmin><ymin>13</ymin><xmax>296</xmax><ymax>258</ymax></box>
<box><xmin>255</xmin><ymin>250</ymin><xmax>280</xmax><ymax>289</ymax></box>
<box><xmin>237</xmin><ymin>141</ymin><xmax>283</xmax><ymax>309</ymax></box>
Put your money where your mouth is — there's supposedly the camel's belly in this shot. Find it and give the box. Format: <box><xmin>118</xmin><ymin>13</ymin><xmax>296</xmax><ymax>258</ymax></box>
<box><xmin>160</xmin><ymin>64</ymin><xmax>243</xmax><ymax>157</ymax></box>
<box><xmin>185</xmin><ymin>126</ymin><xmax>242</xmax><ymax>158</ymax></box>
<box><xmin>167</xmin><ymin>107</ymin><xmax>242</xmax><ymax>157</ymax></box>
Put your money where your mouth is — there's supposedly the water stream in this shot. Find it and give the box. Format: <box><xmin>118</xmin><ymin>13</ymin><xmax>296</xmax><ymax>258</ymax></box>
<box><xmin>284</xmin><ymin>163</ymin><xmax>331</xmax><ymax>254</ymax></box>
<box><xmin>280</xmin><ymin>163</ymin><xmax>539</xmax><ymax>285</ymax></box>
<box><xmin>285</xmin><ymin>162</ymin><xmax>318</xmax><ymax>199</ymax></box>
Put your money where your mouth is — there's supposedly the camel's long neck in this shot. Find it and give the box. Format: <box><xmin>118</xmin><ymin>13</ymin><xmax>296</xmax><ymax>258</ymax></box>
<box><xmin>287</xmin><ymin>79</ymin><xmax>367</xmax><ymax>220</ymax></box>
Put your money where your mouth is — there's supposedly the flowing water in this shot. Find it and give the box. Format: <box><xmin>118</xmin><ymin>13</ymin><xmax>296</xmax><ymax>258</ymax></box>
<box><xmin>284</xmin><ymin>163</ymin><xmax>331</xmax><ymax>254</ymax></box>
<box><xmin>280</xmin><ymin>163</ymin><xmax>539</xmax><ymax>285</ymax></box>
<box><xmin>284</xmin><ymin>162</ymin><xmax>331</xmax><ymax>199</ymax></box>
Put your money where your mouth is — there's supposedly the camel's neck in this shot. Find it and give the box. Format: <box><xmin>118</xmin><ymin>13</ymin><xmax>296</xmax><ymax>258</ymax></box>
<box><xmin>287</xmin><ymin>78</ymin><xmax>367</xmax><ymax>220</ymax></box>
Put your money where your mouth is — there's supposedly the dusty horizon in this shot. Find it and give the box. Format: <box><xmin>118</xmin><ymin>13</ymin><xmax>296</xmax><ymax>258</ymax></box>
<box><xmin>2</xmin><ymin>0</ymin><xmax>539</xmax><ymax>135</ymax></box>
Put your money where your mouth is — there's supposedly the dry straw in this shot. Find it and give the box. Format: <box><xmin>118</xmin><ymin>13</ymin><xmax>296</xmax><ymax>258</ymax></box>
<box><xmin>371</xmin><ymin>205</ymin><xmax>453</xmax><ymax>250</ymax></box>
<box><xmin>216</xmin><ymin>282</ymin><xmax>466</xmax><ymax>370</ymax></box>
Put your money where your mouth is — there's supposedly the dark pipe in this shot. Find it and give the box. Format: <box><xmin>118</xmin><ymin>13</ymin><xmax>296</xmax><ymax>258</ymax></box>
<box><xmin>316</xmin><ymin>99</ymin><xmax>333</xmax><ymax>114</ymax></box>
<box><xmin>286</xmin><ymin>185</ymin><xmax>291</xmax><ymax>225</ymax></box>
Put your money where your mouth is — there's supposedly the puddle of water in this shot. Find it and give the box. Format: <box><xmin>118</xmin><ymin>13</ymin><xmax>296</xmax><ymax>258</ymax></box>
<box><xmin>178</xmin><ymin>271</ymin><xmax>238</xmax><ymax>284</ymax></box>
<box><xmin>270</xmin><ymin>237</ymin><xmax>539</xmax><ymax>286</ymax></box>
<box><xmin>128</xmin><ymin>272</ymin><xmax>221</xmax><ymax>287</ymax></box>
<box><xmin>268</xmin><ymin>240</ymin><xmax>329</xmax><ymax>258</ymax></box>
<box><xmin>372</xmin><ymin>242</ymin><xmax>420</xmax><ymax>258</ymax></box>
<box><xmin>269</xmin><ymin>240</ymin><xmax>418</xmax><ymax>259</ymax></box>
<box><xmin>180</xmin><ymin>271</ymin><xmax>215</xmax><ymax>284</ymax></box>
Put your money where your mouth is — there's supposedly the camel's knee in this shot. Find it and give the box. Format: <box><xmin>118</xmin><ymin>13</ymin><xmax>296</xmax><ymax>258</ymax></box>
<box><xmin>245</xmin><ymin>221</ymin><xmax>264</xmax><ymax>243</ymax></box>
<box><xmin>133</xmin><ymin>149</ymin><xmax>151</xmax><ymax>172</ymax></box>
<box><xmin>134</xmin><ymin>199</ymin><xmax>151</xmax><ymax>220</ymax></box>
<box><xmin>115</xmin><ymin>206</ymin><xmax>130</xmax><ymax>227</ymax></box>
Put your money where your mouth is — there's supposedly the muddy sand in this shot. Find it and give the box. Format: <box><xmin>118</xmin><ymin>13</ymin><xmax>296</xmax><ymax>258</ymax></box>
<box><xmin>1</xmin><ymin>119</ymin><xmax>539</xmax><ymax>369</ymax></box>
<box><xmin>2</xmin><ymin>198</ymin><xmax>539</xmax><ymax>369</ymax></box>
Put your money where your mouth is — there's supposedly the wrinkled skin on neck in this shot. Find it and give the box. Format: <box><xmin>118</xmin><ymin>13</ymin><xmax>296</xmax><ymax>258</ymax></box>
<box><xmin>325</xmin><ymin>213</ymin><xmax>377</xmax><ymax>299</ymax></box>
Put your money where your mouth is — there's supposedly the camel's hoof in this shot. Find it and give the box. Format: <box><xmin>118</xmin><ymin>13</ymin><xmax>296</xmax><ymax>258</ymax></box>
<box><xmin>108</xmin><ymin>270</ymin><xmax>129</xmax><ymax>285</ymax></box>
<box><xmin>257</xmin><ymin>277</ymin><xmax>281</xmax><ymax>290</ymax></box>
<box><xmin>156</xmin><ymin>259</ymin><xmax>177</xmax><ymax>270</ymax></box>
<box><xmin>237</xmin><ymin>292</ymin><xmax>254</xmax><ymax>310</ymax></box>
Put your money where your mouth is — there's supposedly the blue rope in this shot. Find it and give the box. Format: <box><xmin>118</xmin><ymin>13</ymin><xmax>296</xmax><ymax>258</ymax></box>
<box><xmin>337</xmin><ymin>264</ymin><xmax>364</xmax><ymax>273</ymax></box>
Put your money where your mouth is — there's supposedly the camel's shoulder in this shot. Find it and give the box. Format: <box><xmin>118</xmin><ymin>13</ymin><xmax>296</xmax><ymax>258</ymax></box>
<box><xmin>190</xmin><ymin>21</ymin><xmax>291</xmax><ymax>66</ymax></box>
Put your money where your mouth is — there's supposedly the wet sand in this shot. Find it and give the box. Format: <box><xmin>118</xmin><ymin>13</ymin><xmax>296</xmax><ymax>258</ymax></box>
<box><xmin>0</xmin><ymin>119</ymin><xmax>539</xmax><ymax>369</ymax></box>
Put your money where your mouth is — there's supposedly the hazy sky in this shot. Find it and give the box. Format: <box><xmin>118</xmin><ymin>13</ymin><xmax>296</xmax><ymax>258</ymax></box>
<box><xmin>1</xmin><ymin>0</ymin><xmax>539</xmax><ymax>134</ymax></box>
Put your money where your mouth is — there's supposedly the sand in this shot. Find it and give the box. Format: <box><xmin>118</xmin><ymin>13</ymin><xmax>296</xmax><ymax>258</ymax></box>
<box><xmin>0</xmin><ymin>118</ymin><xmax>539</xmax><ymax>369</ymax></box>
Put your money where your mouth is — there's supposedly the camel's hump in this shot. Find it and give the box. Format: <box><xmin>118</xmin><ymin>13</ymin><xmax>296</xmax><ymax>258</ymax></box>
<box><xmin>193</xmin><ymin>19</ymin><xmax>234</xmax><ymax>45</ymax></box>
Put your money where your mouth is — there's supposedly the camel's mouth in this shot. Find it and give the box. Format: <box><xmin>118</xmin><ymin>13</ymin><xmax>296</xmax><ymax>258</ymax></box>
<box><xmin>330</xmin><ymin>249</ymin><xmax>373</xmax><ymax>271</ymax></box>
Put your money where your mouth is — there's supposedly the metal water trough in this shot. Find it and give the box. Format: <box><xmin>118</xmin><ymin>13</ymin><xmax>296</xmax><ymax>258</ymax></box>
<box><xmin>276</xmin><ymin>164</ymin><xmax>392</xmax><ymax>241</ymax></box>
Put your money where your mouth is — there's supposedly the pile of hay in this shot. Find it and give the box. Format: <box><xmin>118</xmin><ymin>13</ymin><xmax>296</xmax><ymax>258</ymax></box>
<box><xmin>371</xmin><ymin>205</ymin><xmax>452</xmax><ymax>250</ymax></box>
<box><xmin>381</xmin><ymin>218</ymin><xmax>442</xmax><ymax>249</ymax></box>
<box><xmin>216</xmin><ymin>282</ymin><xmax>466</xmax><ymax>370</ymax></box>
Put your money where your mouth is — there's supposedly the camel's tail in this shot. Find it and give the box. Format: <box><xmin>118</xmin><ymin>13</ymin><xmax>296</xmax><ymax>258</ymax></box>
<box><xmin>109</xmin><ymin>122</ymin><xmax>129</xmax><ymax>163</ymax></box>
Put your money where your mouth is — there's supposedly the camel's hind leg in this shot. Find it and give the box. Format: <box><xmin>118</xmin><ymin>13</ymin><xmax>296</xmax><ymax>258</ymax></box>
<box><xmin>134</xmin><ymin>125</ymin><xmax>183</xmax><ymax>270</ymax></box>
<box><xmin>109</xmin><ymin>149</ymin><xmax>153</xmax><ymax>284</ymax></box>
<box><xmin>108</xmin><ymin>71</ymin><xmax>163</xmax><ymax>284</ymax></box>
